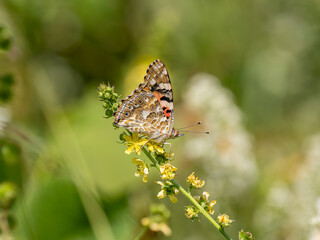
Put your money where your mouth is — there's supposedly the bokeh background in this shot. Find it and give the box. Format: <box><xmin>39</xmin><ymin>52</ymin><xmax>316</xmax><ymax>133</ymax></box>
<box><xmin>1</xmin><ymin>0</ymin><xmax>320</xmax><ymax>239</ymax></box>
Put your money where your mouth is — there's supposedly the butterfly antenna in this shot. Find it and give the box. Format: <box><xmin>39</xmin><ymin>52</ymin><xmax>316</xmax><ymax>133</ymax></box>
<box><xmin>178</xmin><ymin>121</ymin><xmax>202</xmax><ymax>130</ymax></box>
<box><xmin>179</xmin><ymin>130</ymin><xmax>210</xmax><ymax>134</ymax></box>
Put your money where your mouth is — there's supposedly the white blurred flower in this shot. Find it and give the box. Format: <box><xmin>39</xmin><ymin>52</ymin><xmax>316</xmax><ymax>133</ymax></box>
<box><xmin>310</xmin><ymin>198</ymin><xmax>320</xmax><ymax>240</ymax></box>
<box><xmin>298</xmin><ymin>134</ymin><xmax>320</xmax><ymax>240</ymax></box>
<box><xmin>253</xmin><ymin>181</ymin><xmax>294</xmax><ymax>240</ymax></box>
<box><xmin>182</xmin><ymin>73</ymin><xmax>258</xmax><ymax>196</ymax></box>
<box><xmin>254</xmin><ymin>133</ymin><xmax>320</xmax><ymax>240</ymax></box>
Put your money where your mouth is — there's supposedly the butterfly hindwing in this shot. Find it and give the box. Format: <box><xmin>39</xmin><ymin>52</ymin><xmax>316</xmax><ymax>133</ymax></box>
<box><xmin>114</xmin><ymin>91</ymin><xmax>172</xmax><ymax>140</ymax></box>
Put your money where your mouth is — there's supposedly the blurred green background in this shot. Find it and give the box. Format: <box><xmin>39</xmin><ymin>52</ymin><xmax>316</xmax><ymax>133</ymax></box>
<box><xmin>1</xmin><ymin>0</ymin><xmax>320</xmax><ymax>239</ymax></box>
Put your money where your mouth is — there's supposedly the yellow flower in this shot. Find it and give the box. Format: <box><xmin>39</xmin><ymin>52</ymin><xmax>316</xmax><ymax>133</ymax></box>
<box><xmin>141</xmin><ymin>204</ymin><xmax>172</xmax><ymax>236</ymax></box>
<box><xmin>123</xmin><ymin>133</ymin><xmax>148</xmax><ymax>155</ymax></box>
<box><xmin>132</xmin><ymin>158</ymin><xmax>149</xmax><ymax>182</ymax></box>
<box><xmin>141</xmin><ymin>219</ymin><xmax>172</xmax><ymax>236</ymax></box>
<box><xmin>202</xmin><ymin>191</ymin><xmax>210</xmax><ymax>201</ymax></box>
<box><xmin>157</xmin><ymin>189</ymin><xmax>166</xmax><ymax>199</ymax></box>
<box><xmin>160</xmin><ymin>163</ymin><xmax>177</xmax><ymax>180</ymax></box>
<box><xmin>217</xmin><ymin>213</ymin><xmax>233</xmax><ymax>228</ymax></box>
<box><xmin>169</xmin><ymin>195</ymin><xmax>178</xmax><ymax>203</ymax></box>
<box><xmin>147</xmin><ymin>141</ymin><xmax>165</xmax><ymax>154</ymax></box>
<box><xmin>149</xmin><ymin>222</ymin><xmax>172</xmax><ymax>236</ymax></box>
<box><xmin>194</xmin><ymin>191</ymin><xmax>216</xmax><ymax>215</ymax></box>
<box><xmin>208</xmin><ymin>200</ymin><xmax>216</xmax><ymax>215</ymax></box>
<box><xmin>185</xmin><ymin>206</ymin><xmax>197</xmax><ymax>219</ymax></box>
<box><xmin>156</xmin><ymin>181</ymin><xmax>179</xmax><ymax>202</ymax></box>
<box><xmin>187</xmin><ymin>172</ymin><xmax>205</xmax><ymax>189</ymax></box>
<box><xmin>156</xmin><ymin>181</ymin><xmax>166</xmax><ymax>199</ymax></box>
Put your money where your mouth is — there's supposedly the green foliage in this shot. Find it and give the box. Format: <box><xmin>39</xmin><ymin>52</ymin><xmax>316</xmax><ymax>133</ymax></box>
<box><xmin>17</xmin><ymin>178</ymin><xmax>91</xmax><ymax>240</ymax></box>
<box><xmin>0</xmin><ymin>26</ymin><xmax>11</xmax><ymax>50</ymax></box>
<box><xmin>0</xmin><ymin>139</ymin><xmax>21</xmax><ymax>166</ymax></box>
<box><xmin>0</xmin><ymin>182</ymin><xmax>17</xmax><ymax>209</ymax></box>
<box><xmin>0</xmin><ymin>74</ymin><xmax>14</xmax><ymax>103</ymax></box>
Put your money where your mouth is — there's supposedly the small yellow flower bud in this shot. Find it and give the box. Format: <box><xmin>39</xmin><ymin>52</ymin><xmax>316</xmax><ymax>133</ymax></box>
<box><xmin>185</xmin><ymin>206</ymin><xmax>196</xmax><ymax>219</ymax></box>
<box><xmin>173</xmin><ymin>188</ymin><xmax>179</xmax><ymax>195</ymax></box>
<box><xmin>132</xmin><ymin>158</ymin><xmax>149</xmax><ymax>182</ymax></box>
<box><xmin>202</xmin><ymin>191</ymin><xmax>210</xmax><ymax>201</ymax></box>
<box><xmin>187</xmin><ymin>172</ymin><xmax>205</xmax><ymax>189</ymax></box>
<box><xmin>157</xmin><ymin>190</ymin><xmax>166</xmax><ymax>199</ymax></box>
<box><xmin>217</xmin><ymin>213</ymin><xmax>233</xmax><ymax>228</ymax></box>
<box><xmin>208</xmin><ymin>200</ymin><xmax>216</xmax><ymax>214</ymax></box>
<box><xmin>141</xmin><ymin>217</ymin><xmax>150</xmax><ymax>226</ymax></box>
<box><xmin>209</xmin><ymin>200</ymin><xmax>216</xmax><ymax>208</ymax></box>
<box><xmin>160</xmin><ymin>163</ymin><xmax>177</xmax><ymax>180</ymax></box>
<box><xmin>156</xmin><ymin>181</ymin><xmax>164</xmax><ymax>186</ymax></box>
<box><xmin>169</xmin><ymin>195</ymin><xmax>178</xmax><ymax>203</ymax></box>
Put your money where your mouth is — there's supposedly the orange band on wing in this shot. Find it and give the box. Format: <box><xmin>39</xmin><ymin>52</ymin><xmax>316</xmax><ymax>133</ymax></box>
<box><xmin>152</xmin><ymin>91</ymin><xmax>171</xmax><ymax>118</ymax></box>
<box><xmin>152</xmin><ymin>91</ymin><xmax>163</xmax><ymax>104</ymax></box>
<box><xmin>163</xmin><ymin>108</ymin><xmax>170</xmax><ymax>118</ymax></box>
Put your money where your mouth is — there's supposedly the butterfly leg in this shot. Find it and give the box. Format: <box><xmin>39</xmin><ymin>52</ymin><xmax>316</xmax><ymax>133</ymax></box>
<box><xmin>137</xmin><ymin>137</ymin><xmax>153</xmax><ymax>154</ymax></box>
<box><xmin>163</xmin><ymin>142</ymin><xmax>173</xmax><ymax>159</ymax></box>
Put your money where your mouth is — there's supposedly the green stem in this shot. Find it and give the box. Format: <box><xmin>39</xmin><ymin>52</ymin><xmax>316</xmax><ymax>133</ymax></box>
<box><xmin>0</xmin><ymin>210</ymin><xmax>12</xmax><ymax>240</ymax></box>
<box><xmin>132</xmin><ymin>226</ymin><xmax>148</xmax><ymax>240</ymax></box>
<box><xmin>141</xmin><ymin>148</ymin><xmax>232</xmax><ymax>240</ymax></box>
<box><xmin>142</xmin><ymin>148</ymin><xmax>160</xmax><ymax>170</ymax></box>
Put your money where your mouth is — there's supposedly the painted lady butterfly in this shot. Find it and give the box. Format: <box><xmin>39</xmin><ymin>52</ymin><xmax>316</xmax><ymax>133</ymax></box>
<box><xmin>113</xmin><ymin>60</ymin><xmax>183</xmax><ymax>143</ymax></box>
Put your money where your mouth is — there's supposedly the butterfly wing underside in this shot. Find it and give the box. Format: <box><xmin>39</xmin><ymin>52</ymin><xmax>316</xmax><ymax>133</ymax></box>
<box><xmin>114</xmin><ymin>60</ymin><xmax>175</xmax><ymax>142</ymax></box>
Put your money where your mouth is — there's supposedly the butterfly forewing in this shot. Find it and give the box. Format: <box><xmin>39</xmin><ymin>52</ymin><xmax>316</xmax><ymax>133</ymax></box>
<box><xmin>139</xmin><ymin>60</ymin><xmax>174</xmax><ymax>121</ymax></box>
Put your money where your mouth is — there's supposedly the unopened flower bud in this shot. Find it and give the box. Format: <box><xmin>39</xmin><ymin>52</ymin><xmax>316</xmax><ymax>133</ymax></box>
<box><xmin>104</xmin><ymin>92</ymin><xmax>111</xmax><ymax>99</ymax></box>
<box><xmin>217</xmin><ymin>214</ymin><xmax>233</xmax><ymax>228</ymax></box>
<box><xmin>112</xmin><ymin>103</ymin><xmax>119</xmax><ymax>111</ymax></box>
<box><xmin>106</xmin><ymin>86</ymin><xmax>113</xmax><ymax>93</ymax></box>
<box><xmin>105</xmin><ymin>109</ymin><xmax>113</xmax><ymax>118</ymax></box>
<box><xmin>112</xmin><ymin>93</ymin><xmax>119</xmax><ymax>99</ymax></box>
<box><xmin>98</xmin><ymin>91</ymin><xmax>104</xmax><ymax>98</ymax></box>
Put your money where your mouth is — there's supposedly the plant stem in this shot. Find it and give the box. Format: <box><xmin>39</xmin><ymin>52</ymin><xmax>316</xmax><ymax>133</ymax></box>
<box><xmin>142</xmin><ymin>148</ymin><xmax>160</xmax><ymax>170</ymax></box>
<box><xmin>133</xmin><ymin>226</ymin><xmax>148</xmax><ymax>240</ymax></box>
<box><xmin>0</xmin><ymin>210</ymin><xmax>12</xmax><ymax>240</ymax></box>
<box><xmin>141</xmin><ymin>148</ymin><xmax>232</xmax><ymax>240</ymax></box>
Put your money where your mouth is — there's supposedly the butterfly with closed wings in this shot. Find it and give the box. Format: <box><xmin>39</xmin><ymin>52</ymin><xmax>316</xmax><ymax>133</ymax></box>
<box><xmin>113</xmin><ymin>59</ymin><xmax>183</xmax><ymax>145</ymax></box>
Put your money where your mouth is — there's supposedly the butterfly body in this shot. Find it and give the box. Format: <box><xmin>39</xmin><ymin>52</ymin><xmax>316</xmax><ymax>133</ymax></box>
<box><xmin>114</xmin><ymin>60</ymin><xmax>183</xmax><ymax>143</ymax></box>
